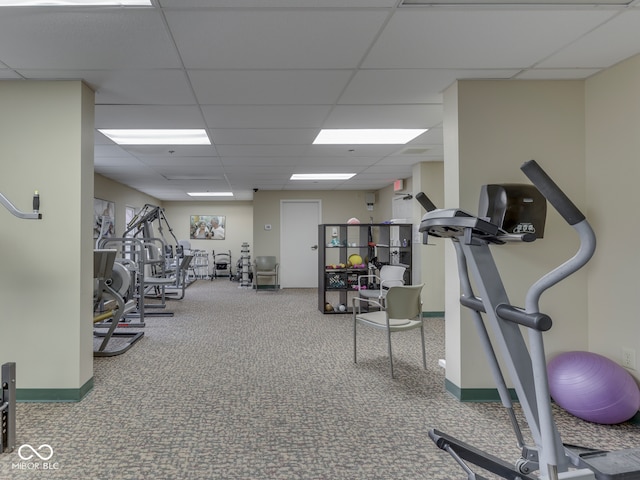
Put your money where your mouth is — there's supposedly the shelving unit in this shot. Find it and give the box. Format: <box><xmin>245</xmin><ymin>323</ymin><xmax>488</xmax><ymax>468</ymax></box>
<box><xmin>318</xmin><ymin>223</ymin><xmax>412</xmax><ymax>314</ymax></box>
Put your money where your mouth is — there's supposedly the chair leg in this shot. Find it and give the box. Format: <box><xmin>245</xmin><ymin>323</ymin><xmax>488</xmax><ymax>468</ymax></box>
<box><xmin>420</xmin><ymin>324</ymin><xmax>427</xmax><ymax>369</ymax></box>
<box><xmin>387</xmin><ymin>328</ymin><xmax>394</xmax><ymax>378</ymax></box>
<box><xmin>353</xmin><ymin>317</ymin><xmax>358</xmax><ymax>364</ymax></box>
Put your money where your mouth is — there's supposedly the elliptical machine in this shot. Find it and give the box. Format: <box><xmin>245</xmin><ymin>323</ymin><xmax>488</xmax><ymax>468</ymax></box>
<box><xmin>418</xmin><ymin>160</ymin><xmax>640</xmax><ymax>480</ymax></box>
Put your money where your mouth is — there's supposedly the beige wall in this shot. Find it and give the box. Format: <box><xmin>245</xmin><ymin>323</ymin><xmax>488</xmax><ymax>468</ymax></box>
<box><xmin>95</xmin><ymin>176</ymin><xmax>254</xmax><ymax>273</ymax></box>
<box><xmin>585</xmin><ymin>53</ymin><xmax>640</xmax><ymax>372</ymax></box>
<box><xmin>162</xmin><ymin>201</ymin><xmax>254</xmax><ymax>269</ymax></box>
<box><xmin>252</xmin><ymin>190</ymin><xmax>386</xmax><ymax>260</ymax></box>
<box><xmin>413</xmin><ymin>161</ymin><xmax>445</xmax><ymax>312</ymax></box>
<box><xmin>0</xmin><ymin>81</ymin><xmax>94</xmax><ymax>395</ymax></box>
<box><xmin>94</xmin><ymin>174</ymin><xmax>161</xmax><ymax>236</ymax></box>
<box><xmin>445</xmin><ymin>80</ymin><xmax>588</xmax><ymax>389</ymax></box>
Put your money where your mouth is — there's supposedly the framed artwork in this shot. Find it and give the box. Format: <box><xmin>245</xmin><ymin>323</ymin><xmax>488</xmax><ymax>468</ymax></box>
<box><xmin>94</xmin><ymin>198</ymin><xmax>115</xmax><ymax>239</ymax></box>
<box><xmin>190</xmin><ymin>215</ymin><xmax>226</xmax><ymax>240</ymax></box>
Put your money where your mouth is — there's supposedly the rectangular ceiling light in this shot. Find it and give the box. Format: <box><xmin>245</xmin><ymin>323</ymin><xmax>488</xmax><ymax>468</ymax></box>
<box><xmin>313</xmin><ymin>129</ymin><xmax>427</xmax><ymax>145</ymax></box>
<box><xmin>187</xmin><ymin>192</ymin><xmax>233</xmax><ymax>197</ymax></box>
<box><xmin>0</xmin><ymin>1</ymin><xmax>152</xmax><ymax>5</ymax></box>
<box><xmin>290</xmin><ymin>173</ymin><xmax>356</xmax><ymax>180</ymax></box>
<box><xmin>99</xmin><ymin>129</ymin><xmax>211</xmax><ymax>145</ymax></box>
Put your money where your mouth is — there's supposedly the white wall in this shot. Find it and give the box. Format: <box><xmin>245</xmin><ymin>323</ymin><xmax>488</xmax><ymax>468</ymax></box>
<box><xmin>585</xmin><ymin>54</ymin><xmax>640</xmax><ymax>373</ymax></box>
<box><xmin>0</xmin><ymin>81</ymin><xmax>94</xmax><ymax>398</ymax></box>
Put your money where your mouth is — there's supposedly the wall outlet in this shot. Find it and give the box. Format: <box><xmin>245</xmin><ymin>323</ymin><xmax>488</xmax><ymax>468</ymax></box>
<box><xmin>622</xmin><ymin>347</ymin><xmax>636</xmax><ymax>370</ymax></box>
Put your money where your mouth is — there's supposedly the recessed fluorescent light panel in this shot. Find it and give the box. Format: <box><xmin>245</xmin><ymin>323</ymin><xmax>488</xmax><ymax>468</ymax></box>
<box><xmin>290</xmin><ymin>173</ymin><xmax>356</xmax><ymax>180</ymax></box>
<box><xmin>313</xmin><ymin>129</ymin><xmax>427</xmax><ymax>145</ymax></box>
<box><xmin>187</xmin><ymin>192</ymin><xmax>233</xmax><ymax>197</ymax></box>
<box><xmin>0</xmin><ymin>1</ymin><xmax>152</xmax><ymax>5</ymax></box>
<box><xmin>99</xmin><ymin>129</ymin><xmax>210</xmax><ymax>145</ymax></box>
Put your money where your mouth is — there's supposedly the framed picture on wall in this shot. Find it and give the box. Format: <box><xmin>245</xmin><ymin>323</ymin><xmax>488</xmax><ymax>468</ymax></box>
<box><xmin>94</xmin><ymin>198</ymin><xmax>115</xmax><ymax>240</ymax></box>
<box><xmin>190</xmin><ymin>215</ymin><xmax>226</xmax><ymax>240</ymax></box>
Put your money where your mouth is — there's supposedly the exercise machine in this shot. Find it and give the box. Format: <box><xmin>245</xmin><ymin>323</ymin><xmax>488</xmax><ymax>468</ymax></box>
<box><xmin>124</xmin><ymin>204</ymin><xmax>178</xmax><ymax>247</ymax></box>
<box><xmin>93</xmin><ymin>249</ymin><xmax>143</xmax><ymax>356</ymax></box>
<box><xmin>1</xmin><ymin>362</ymin><xmax>15</xmax><ymax>454</ymax></box>
<box><xmin>418</xmin><ymin>160</ymin><xmax>640</xmax><ymax>480</ymax></box>
<box><xmin>0</xmin><ymin>191</ymin><xmax>42</xmax><ymax>454</ymax></box>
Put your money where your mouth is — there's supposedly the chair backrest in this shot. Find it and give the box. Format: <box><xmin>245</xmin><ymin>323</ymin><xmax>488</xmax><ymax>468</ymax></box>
<box><xmin>385</xmin><ymin>284</ymin><xmax>424</xmax><ymax>319</ymax></box>
<box><xmin>255</xmin><ymin>256</ymin><xmax>277</xmax><ymax>271</ymax></box>
<box><xmin>380</xmin><ymin>265</ymin><xmax>406</xmax><ymax>288</ymax></box>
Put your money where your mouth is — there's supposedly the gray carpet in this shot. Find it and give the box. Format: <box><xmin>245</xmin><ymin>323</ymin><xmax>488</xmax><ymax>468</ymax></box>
<box><xmin>1</xmin><ymin>280</ymin><xmax>639</xmax><ymax>479</ymax></box>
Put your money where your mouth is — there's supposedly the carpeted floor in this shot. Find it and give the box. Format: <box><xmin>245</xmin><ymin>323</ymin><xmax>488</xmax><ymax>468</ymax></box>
<box><xmin>1</xmin><ymin>280</ymin><xmax>639</xmax><ymax>479</ymax></box>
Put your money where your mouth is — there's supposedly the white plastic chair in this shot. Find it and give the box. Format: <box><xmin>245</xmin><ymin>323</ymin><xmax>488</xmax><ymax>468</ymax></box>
<box><xmin>356</xmin><ymin>265</ymin><xmax>406</xmax><ymax>306</ymax></box>
<box><xmin>353</xmin><ymin>284</ymin><xmax>426</xmax><ymax>378</ymax></box>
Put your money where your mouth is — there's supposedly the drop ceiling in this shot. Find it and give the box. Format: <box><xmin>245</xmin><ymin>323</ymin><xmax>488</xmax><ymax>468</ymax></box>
<box><xmin>1</xmin><ymin>0</ymin><xmax>640</xmax><ymax>200</ymax></box>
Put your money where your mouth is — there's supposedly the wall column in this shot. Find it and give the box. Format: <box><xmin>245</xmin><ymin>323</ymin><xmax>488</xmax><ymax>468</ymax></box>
<box><xmin>411</xmin><ymin>161</ymin><xmax>445</xmax><ymax>314</ymax></box>
<box><xmin>442</xmin><ymin>79</ymin><xmax>587</xmax><ymax>399</ymax></box>
<box><xmin>0</xmin><ymin>81</ymin><xmax>94</xmax><ymax>401</ymax></box>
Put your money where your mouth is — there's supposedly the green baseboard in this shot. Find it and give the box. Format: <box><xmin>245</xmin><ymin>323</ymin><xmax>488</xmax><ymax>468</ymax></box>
<box><xmin>423</xmin><ymin>311</ymin><xmax>445</xmax><ymax>318</ymax></box>
<box><xmin>16</xmin><ymin>377</ymin><xmax>94</xmax><ymax>403</ymax></box>
<box><xmin>445</xmin><ymin>379</ymin><xmax>640</xmax><ymax>425</ymax></box>
<box><xmin>445</xmin><ymin>378</ymin><xmax>518</xmax><ymax>402</ymax></box>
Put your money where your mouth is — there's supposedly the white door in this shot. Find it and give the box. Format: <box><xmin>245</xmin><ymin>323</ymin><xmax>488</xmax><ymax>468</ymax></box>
<box><xmin>280</xmin><ymin>200</ymin><xmax>321</xmax><ymax>288</ymax></box>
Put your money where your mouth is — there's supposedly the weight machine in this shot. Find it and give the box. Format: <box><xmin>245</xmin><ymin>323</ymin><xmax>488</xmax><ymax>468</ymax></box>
<box><xmin>1</xmin><ymin>191</ymin><xmax>42</xmax><ymax>454</ymax></box>
<box><xmin>93</xmin><ymin>249</ymin><xmax>143</xmax><ymax>356</ymax></box>
<box><xmin>418</xmin><ymin>160</ymin><xmax>640</xmax><ymax>480</ymax></box>
<box><xmin>124</xmin><ymin>204</ymin><xmax>178</xmax><ymax>248</ymax></box>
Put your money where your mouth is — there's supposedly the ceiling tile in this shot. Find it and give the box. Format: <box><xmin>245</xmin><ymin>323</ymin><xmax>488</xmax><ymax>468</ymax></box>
<box><xmin>0</xmin><ymin>10</ymin><xmax>181</xmax><ymax>69</ymax></box>
<box><xmin>220</xmin><ymin>157</ymin><xmax>301</xmax><ymax>167</ymax></box>
<box><xmin>166</xmin><ymin>9</ymin><xmax>389</xmax><ymax>69</ymax></box>
<box><xmin>215</xmin><ymin>145</ymin><xmax>310</xmax><ymax>157</ymax></box>
<box><xmin>21</xmin><ymin>69</ymin><xmax>196</xmax><ymax>105</ymax></box>
<box><xmin>211</xmin><ymin>128</ymin><xmax>318</xmax><ymax>145</ymax></box>
<box><xmin>159</xmin><ymin>0</ymin><xmax>397</xmax><ymax>6</ymax></box>
<box><xmin>0</xmin><ymin>69</ymin><xmax>21</xmax><ymax>79</ymax></box>
<box><xmin>323</xmin><ymin>104</ymin><xmax>443</xmax><ymax>128</ymax></box>
<box><xmin>94</xmin><ymin>157</ymin><xmax>144</xmax><ymax>168</ymax></box>
<box><xmin>516</xmin><ymin>68</ymin><xmax>602</xmax><ymax>79</ymax></box>
<box><xmin>137</xmin><ymin>157</ymin><xmax>223</xmax><ymax>168</ymax></box>
<box><xmin>121</xmin><ymin>145</ymin><xmax>219</xmax><ymax>157</ymax></box>
<box><xmin>362</xmin><ymin>9</ymin><xmax>617</xmax><ymax>69</ymax></box>
<box><xmin>306</xmin><ymin>144</ymin><xmax>401</xmax><ymax>157</ymax></box>
<box><xmin>95</xmin><ymin>105</ymin><xmax>207</xmax><ymax>129</ymax></box>
<box><xmin>189</xmin><ymin>69</ymin><xmax>353</xmax><ymax>105</ymax></box>
<box><xmin>202</xmin><ymin>105</ymin><xmax>332</xmax><ymax>129</ymax></box>
<box><xmin>340</xmin><ymin>68</ymin><xmax>520</xmax><ymax>104</ymax></box>
<box><xmin>537</xmin><ymin>11</ymin><xmax>640</xmax><ymax>69</ymax></box>
<box><xmin>296</xmin><ymin>156</ymin><xmax>383</xmax><ymax>166</ymax></box>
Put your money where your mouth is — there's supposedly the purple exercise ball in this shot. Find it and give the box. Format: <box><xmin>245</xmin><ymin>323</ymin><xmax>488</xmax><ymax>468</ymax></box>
<box><xmin>547</xmin><ymin>351</ymin><xmax>640</xmax><ymax>424</ymax></box>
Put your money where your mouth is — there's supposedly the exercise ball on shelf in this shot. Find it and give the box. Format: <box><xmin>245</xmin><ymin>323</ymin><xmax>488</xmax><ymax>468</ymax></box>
<box><xmin>547</xmin><ymin>351</ymin><xmax>640</xmax><ymax>425</ymax></box>
<box><xmin>348</xmin><ymin>254</ymin><xmax>363</xmax><ymax>266</ymax></box>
